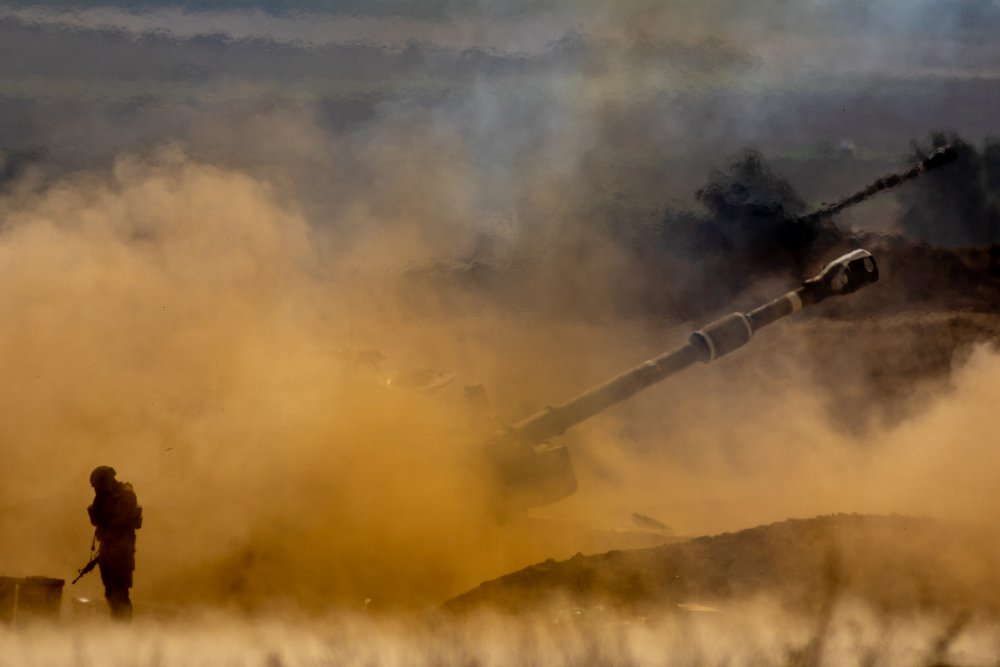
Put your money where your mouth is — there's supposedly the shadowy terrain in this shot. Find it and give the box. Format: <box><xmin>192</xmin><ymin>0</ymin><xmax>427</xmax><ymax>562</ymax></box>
<box><xmin>445</xmin><ymin>514</ymin><xmax>1000</xmax><ymax>617</ymax></box>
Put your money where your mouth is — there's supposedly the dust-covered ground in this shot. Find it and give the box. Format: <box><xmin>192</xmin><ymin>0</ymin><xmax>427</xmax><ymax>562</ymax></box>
<box><xmin>3</xmin><ymin>0</ymin><xmax>1000</xmax><ymax>662</ymax></box>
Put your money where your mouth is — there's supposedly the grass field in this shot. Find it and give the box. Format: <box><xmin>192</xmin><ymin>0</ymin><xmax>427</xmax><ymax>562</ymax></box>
<box><xmin>2</xmin><ymin>601</ymin><xmax>997</xmax><ymax>667</ymax></box>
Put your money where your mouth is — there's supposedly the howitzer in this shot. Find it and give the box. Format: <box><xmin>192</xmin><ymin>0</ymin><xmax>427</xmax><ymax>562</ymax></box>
<box><xmin>487</xmin><ymin>147</ymin><xmax>961</xmax><ymax>512</ymax></box>
<box><xmin>489</xmin><ymin>249</ymin><xmax>879</xmax><ymax>511</ymax></box>
<box><xmin>72</xmin><ymin>552</ymin><xmax>99</xmax><ymax>584</ymax></box>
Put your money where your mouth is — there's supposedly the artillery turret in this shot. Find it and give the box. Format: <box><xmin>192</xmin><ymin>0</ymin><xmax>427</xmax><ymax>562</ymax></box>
<box><xmin>488</xmin><ymin>146</ymin><xmax>958</xmax><ymax>512</ymax></box>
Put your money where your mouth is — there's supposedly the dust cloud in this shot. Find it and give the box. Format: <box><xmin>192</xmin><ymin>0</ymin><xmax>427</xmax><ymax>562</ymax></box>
<box><xmin>1</xmin><ymin>112</ymin><xmax>1000</xmax><ymax>617</ymax></box>
<box><xmin>550</xmin><ymin>320</ymin><xmax>1000</xmax><ymax>538</ymax></box>
<box><xmin>0</xmin><ymin>145</ymin><xmax>498</xmax><ymax>610</ymax></box>
<box><xmin>3</xmin><ymin>138</ymin><xmax>1000</xmax><ymax>615</ymax></box>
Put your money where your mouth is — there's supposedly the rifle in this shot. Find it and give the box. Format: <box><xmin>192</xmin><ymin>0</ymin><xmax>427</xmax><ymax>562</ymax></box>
<box><xmin>72</xmin><ymin>552</ymin><xmax>100</xmax><ymax>584</ymax></box>
<box><xmin>72</xmin><ymin>534</ymin><xmax>99</xmax><ymax>585</ymax></box>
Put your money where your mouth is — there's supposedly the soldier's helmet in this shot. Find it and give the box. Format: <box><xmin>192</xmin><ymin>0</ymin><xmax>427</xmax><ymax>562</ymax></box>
<box><xmin>89</xmin><ymin>466</ymin><xmax>117</xmax><ymax>487</ymax></box>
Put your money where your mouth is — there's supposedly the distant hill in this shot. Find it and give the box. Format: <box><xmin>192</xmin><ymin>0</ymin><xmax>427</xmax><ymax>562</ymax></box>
<box><xmin>0</xmin><ymin>1</ymin><xmax>443</xmax><ymax>16</ymax></box>
<box><xmin>444</xmin><ymin>514</ymin><xmax>1000</xmax><ymax>616</ymax></box>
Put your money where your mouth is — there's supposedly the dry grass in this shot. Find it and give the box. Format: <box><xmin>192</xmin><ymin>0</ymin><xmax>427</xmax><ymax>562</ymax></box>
<box><xmin>2</xmin><ymin>600</ymin><xmax>998</xmax><ymax>667</ymax></box>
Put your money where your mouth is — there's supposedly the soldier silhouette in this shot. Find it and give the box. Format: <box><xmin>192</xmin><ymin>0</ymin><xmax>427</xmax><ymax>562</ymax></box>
<box><xmin>87</xmin><ymin>466</ymin><xmax>142</xmax><ymax>621</ymax></box>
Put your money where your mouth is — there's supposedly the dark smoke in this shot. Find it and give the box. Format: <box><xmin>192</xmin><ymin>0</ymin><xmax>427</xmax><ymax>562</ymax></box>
<box><xmin>413</xmin><ymin>139</ymin><xmax>994</xmax><ymax>327</ymax></box>
<box><xmin>402</xmin><ymin>148</ymin><xmax>841</xmax><ymax>323</ymax></box>
<box><xmin>898</xmin><ymin>132</ymin><xmax>1000</xmax><ymax>246</ymax></box>
<box><xmin>0</xmin><ymin>147</ymin><xmax>43</xmax><ymax>192</ymax></box>
<box><xmin>655</xmin><ymin>149</ymin><xmax>845</xmax><ymax>314</ymax></box>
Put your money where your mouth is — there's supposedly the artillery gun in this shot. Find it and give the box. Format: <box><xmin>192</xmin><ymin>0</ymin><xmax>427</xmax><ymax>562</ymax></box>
<box><xmin>487</xmin><ymin>146</ymin><xmax>958</xmax><ymax>512</ymax></box>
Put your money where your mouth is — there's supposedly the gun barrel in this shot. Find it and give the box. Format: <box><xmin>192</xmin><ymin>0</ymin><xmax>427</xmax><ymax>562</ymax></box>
<box><xmin>511</xmin><ymin>344</ymin><xmax>702</xmax><ymax>445</ymax></box>
<box><xmin>505</xmin><ymin>249</ymin><xmax>879</xmax><ymax>445</ymax></box>
<box><xmin>797</xmin><ymin>145</ymin><xmax>958</xmax><ymax>227</ymax></box>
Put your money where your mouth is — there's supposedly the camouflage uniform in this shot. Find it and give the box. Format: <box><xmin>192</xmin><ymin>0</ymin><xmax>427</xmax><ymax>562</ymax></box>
<box><xmin>87</xmin><ymin>466</ymin><xmax>142</xmax><ymax>621</ymax></box>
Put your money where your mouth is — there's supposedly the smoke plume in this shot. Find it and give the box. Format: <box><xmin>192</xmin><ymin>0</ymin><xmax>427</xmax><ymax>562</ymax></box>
<box><xmin>898</xmin><ymin>132</ymin><xmax>1000</xmax><ymax>246</ymax></box>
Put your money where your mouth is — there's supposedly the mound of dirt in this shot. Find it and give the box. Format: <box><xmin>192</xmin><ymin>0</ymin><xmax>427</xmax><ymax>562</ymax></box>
<box><xmin>444</xmin><ymin>514</ymin><xmax>1000</xmax><ymax>616</ymax></box>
